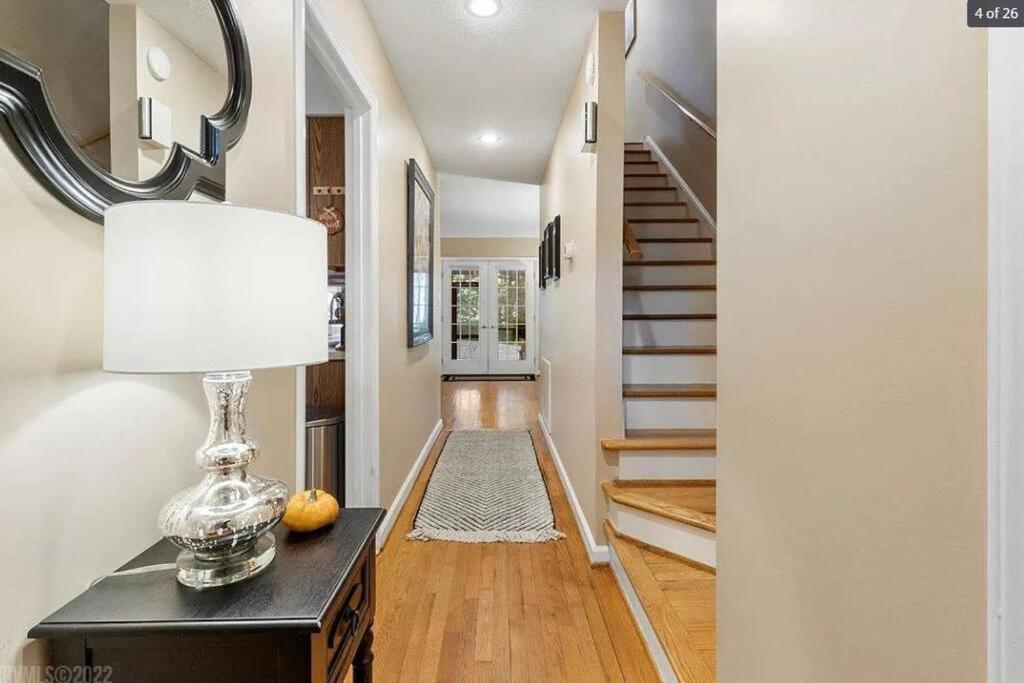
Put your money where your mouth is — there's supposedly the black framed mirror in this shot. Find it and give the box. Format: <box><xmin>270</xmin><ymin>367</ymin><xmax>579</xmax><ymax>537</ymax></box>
<box><xmin>0</xmin><ymin>0</ymin><xmax>251</xmax><ymax>223</ymax></box>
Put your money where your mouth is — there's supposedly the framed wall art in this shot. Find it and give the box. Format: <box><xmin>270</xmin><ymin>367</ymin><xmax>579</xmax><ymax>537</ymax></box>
<box><xmin>407</xmin><ymin>159</ymin><xmax>435</xmax><ymax>347</ymax></box>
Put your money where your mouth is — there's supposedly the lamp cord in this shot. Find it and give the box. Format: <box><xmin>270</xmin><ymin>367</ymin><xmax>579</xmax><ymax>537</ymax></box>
<box><xmin>89</xmin><ymin>563</ymin><xmax>177</xmax><ymax>588</ymax></box>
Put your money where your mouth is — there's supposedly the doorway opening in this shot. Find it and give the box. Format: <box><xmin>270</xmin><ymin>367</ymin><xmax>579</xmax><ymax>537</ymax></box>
<box><xmin>441</xmin><ymin>257</ymin><xmax>538</xmax><ymax>378</ymax></box>
<box><xmin>294</xmin><ymin>0</ymin><xmax>380</xmax><ymax>510</ymax></box>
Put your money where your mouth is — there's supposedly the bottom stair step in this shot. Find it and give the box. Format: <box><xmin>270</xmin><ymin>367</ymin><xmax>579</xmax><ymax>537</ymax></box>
<box><xmin>603</xmin><ymin>480</ymin><xmax>717</xmax><ymax>569</ymax></box>
<box><xmin>606</xmin><ymin>520</ymin><xmax>716</xmax><ymax>683</ymax></box>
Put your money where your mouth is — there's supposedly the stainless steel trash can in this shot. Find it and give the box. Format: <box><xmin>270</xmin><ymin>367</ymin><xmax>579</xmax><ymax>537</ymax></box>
<box><xmin>305</xmin><ymin>409</ymin><xmax>344</xmax><ymax>504</ymax></box>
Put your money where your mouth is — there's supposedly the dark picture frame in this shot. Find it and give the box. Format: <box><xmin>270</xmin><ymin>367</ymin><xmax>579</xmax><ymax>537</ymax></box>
<box><xmin>406</xmin><ymin>159</ymin><xmax>435</xmax><ymax>347</ymax></box>
<box><xmin>551</xmin><ymin>215</ymin><xmax>561</xmax><ymax>280</ymax></box>
<box><xmin>538</xmin><ymin>241</ymin><xmax>546</xmax><ymax>290</ymax></box>
<box><xmin>625</xmin><ymin>0</ymin><xmax>637</xmax><ymax>57</ymax></box>
<box><xmin>544</xmin><ymin>222</ymin><xmax>554</xmax><ymax>280</ymax></box>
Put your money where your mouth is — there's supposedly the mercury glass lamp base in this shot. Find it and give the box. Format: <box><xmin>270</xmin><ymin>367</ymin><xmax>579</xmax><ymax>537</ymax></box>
<box><xmin>175</xmin><ymin>533</ymin><xmax>276</xmax><ymax>589</ymax></box>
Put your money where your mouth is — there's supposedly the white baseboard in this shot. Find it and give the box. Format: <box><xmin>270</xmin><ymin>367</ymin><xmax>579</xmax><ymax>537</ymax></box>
<box><xmin>376</xmin><ymin>418</ymin><xmax>443</xmax><ymax>550</ymax></box>
<box><xmin>608</xmin><ymin>539</ymin><xmax>679</xmax><ymax>683</ymax></box>
<box><xmin>643</xmin><ymin>135</ymin><xmax>716</xmax><ymax>235</ymax></box>
<box><xmin>537</xmin><ymin>413</ymin><xmax>610</xmax><ymax>565</ymax></box>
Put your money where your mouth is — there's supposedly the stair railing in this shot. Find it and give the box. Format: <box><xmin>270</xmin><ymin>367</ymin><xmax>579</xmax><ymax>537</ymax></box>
<box><xmin>637</xmin><ymin>70</ymin><xmax>717</xmax><ymax>140</ymax></box>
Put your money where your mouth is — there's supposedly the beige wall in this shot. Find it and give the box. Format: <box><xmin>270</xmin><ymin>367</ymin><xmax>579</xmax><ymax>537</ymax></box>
<box><xmin>441</xmin><ymin>237</ymin><xmax>536</xmax><ymax>258</ymax></box>
<box><xmin>319</xmin><ymin>0</ymin><xmax>441</xmax><ymax>508</ymax></box>
<box><xmin>539</xmin><ymin>12</ymin><xmax>624</xmax><ymax>544</ymax></box>
<box><xmin>0</xmin><ymin>0</ymin><xmax>297</xmax><ymax>669</ymax></box>
<box><xmin>625</xmin><ymin>0</ymin><xmax>716</xmax><ymax>218</ymax></box>
<box><xmin>717</xmin><ymin>1</ymin><xmax>987</xmax><ymax>680</ymax></box>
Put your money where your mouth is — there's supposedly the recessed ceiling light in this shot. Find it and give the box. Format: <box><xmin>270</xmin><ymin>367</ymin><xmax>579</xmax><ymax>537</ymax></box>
<box><xmin>468</xmin><ymin>0</ymin><xmax>499</xmax><ymax>18</ymax></box>
<box><xmin>478</xmin><ymin>131</ymin><xmax>501</xmax><ymax>145</ymax></box>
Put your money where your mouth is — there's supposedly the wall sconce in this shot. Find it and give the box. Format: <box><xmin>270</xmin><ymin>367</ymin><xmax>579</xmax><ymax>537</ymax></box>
<box><xmin>581</xmin><ymin>101</ymin><xmax>597</xmax><ymax>153</ymax></box>
<box><xmin>138</xmin><ymin>97</ymin><xmax>173</xmax><ymax>149</ymax></box>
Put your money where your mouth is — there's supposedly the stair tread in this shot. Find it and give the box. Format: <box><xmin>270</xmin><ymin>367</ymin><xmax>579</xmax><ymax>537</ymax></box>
<box><xmin>625</xmin><ymin>172</ymin><xmax>668</xmax><ymax>177</ymax></box>
<box><xmin>626</xmin><ymin>218</ymin><xmax>700</xmax><ymax>224</ymax></box>
<box><xmin>602</xmin><ymin>428</ymin><xmax>717</xmax><ymax>451</ymax></box>
<box><xmin>624</xmin><ymin>383</ymin><xmax>717</xmax><ymax>398</ymax></box>
<box><xmin>623</xmin><ymin>284</ymin><xmax>716</xmax><ymax>291</ymax></box>
<box><xmin>623</xmin><ymin>260</ymin><xmax>716</xmax><ymax>267</ymax></box>
<box><xmin>603</xmin><ymin>480</ymin><xmax>717</xmax><ymax>532</ymax></box>
<box><xmin>625</xmin><ymin>160</ymin><xmax>659</xmax><ymax>165</ymax></box>
<box><xmin>623</xmin><ymin>345</ymin><xmax>717</xmax><ymax>355</ymax></box>
<box><xmin>637</xmin><ymin>238</ymin><xmax>712</xmax><ymax>243</ymax></box>
<box><xmin>623</xmin><ymin>313</ymin><xmax>717</xmax><ymax>320</ymax></box>
<box><xmin>625</xmin><ymin>201</ymin><xmax>688</xmax><ymax>207</ymax></box>
<box><xmin>604</xmin><ymin>520</ymin><xmax>717</xmax><ymax>683</ymax></box>
<box><xmin>626</xmin><ymin>186</ymin><xmax>675</xmax><ymax>191</ymax></box>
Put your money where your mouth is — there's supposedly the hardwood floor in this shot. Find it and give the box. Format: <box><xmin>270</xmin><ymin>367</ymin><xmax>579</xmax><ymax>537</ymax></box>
<box><xmin>606</xmin><ymin>523</ymin><xmax>717</xmax><ymax>681</ymax></box>
<box><xmin>369</xmin><ymin>380</ymin><xmax>660</xmax><ymax>682</ymax></box>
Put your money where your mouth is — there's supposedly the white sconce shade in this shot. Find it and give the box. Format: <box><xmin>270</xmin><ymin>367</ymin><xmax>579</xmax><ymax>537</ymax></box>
<box><xmin>103</xmin><ymin>201</ymin><xmax>328</xmax><ymax>373</ymax></box>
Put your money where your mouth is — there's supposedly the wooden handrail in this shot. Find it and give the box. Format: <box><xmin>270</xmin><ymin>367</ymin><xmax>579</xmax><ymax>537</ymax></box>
<box><xmin>637</xmin><ymin>70</ymin><xmax>717</xmax><ymax>141</ymax></box>
<box><xmin>623</xmin><ymin>219</ymin><xmax>642</xmax><ymax>260</ymax></box>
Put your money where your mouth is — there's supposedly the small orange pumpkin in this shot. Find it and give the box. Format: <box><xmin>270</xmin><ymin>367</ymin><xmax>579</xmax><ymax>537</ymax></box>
<box><xmin>282</xmin><ymin>489</ymin><xmax>339</xmax><ymax>532</ymax></box>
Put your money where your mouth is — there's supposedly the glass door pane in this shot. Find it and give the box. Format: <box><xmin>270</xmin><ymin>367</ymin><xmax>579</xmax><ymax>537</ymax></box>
<box><xmin>442</xmin><ymin>264</ymin><xmax>488</xmax><ymax>374</ymax></box>
<box><xmin>487</xmin><ymin>262</ymin><xmax>535</xmax><ymax>374</ymax></box>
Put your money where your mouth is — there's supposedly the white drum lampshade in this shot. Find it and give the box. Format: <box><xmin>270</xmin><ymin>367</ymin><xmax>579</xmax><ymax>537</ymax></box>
<box><xmin>102</xmin><ymin>201</ymin><xmax>327</xmax><ymax>590</ymax></box>
<box><xmin>103</xmin><ymin>201</ymin><xmax>327</xmax><ymax>373</ymax></box>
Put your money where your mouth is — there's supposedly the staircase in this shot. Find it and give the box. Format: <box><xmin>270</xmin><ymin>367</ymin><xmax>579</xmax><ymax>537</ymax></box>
<box><xmin>603</xmin><ymin>142</ymin><xmax>717</xmax><ymax>683</ymax></box>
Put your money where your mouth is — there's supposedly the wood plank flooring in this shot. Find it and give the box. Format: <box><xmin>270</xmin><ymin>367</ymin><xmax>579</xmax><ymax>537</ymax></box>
<box><xmin>368</xmin><ymin>380</ymin><xmax>660</xmax><ymax>682</ymax></box>
<box><xmin>606</xmin><ymin>523</ymin><xmax>717</xmax><ymax>681</ymax></box>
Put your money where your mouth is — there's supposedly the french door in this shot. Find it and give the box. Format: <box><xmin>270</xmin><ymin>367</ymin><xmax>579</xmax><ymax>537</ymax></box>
<box><xmin>442</xmin><ymin>259</ymin><xmax>537</xmax><ymax>375</ymax></box>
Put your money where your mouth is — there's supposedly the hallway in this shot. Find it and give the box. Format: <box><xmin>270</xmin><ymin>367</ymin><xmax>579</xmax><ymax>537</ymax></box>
<box><xmin>371</xmin><ymin>380</ymin><xmax>660</xmax><ymax>681</ymax></box>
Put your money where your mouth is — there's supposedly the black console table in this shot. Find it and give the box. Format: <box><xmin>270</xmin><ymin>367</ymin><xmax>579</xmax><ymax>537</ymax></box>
<box><xmin>30</xmin><ymin>508</ymin><xmax>384</xmax><ymax>683</ymax></box>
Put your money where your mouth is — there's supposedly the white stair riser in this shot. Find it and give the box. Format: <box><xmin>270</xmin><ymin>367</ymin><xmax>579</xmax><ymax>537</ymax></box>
<box><xmin>630</xmin><ymin>223</ymin><xmax>703</xmax><ymax>240</ymax></box>
<box><xmin>623</xmin><ymin>319</ymin><xmax>717</xmax><ymax>346</ymax></box>
<box><xmin>625</xmin><ymin>205</ymin><xmax>689</xmax><ymax>221</ymax></box>
<box><xmin>624</xmin><ymin>264</ymin><xmax>716</xmax><ymax>286</ymax></box>
<box><xmin>623</xmin><ymin>290</ymin><xmax>717</xmax><ymax>314</ymax></box>
<box><xmin>637</xmin><ymin>242</ymin><xmax>713</xmax><ymax>260</ymax></box>
<box><xmin>625</xmin><ymin>163</ymin><xmax>662</xmax><ymax>175</ymax></box>
<box><xmin>625</xmin><ymin>190</ymin><xmax>680</xmax><ymax>204</ymax></box>
<box><xmin>625</xmin><ymin>175</ymin><xmax>667</xmax><ymax>188</ymax></box>
<box><xmin>625</xmin><ymin>398</ymin><xmax>717</xmax><ymax>429</ymax></box>
<box><xmin>623</xmin><ymin>355</ymin><xmax>717</xmax><ymax>384</ymax></box>
<box><xmin>608</xmin><ymin>502</ymin><xmax>716</xmax><ymax>569</ymax></box>
<box><xmin>618</xmin><ymin>450</ymin><xmax>717</xmax><ymax>480</ymax></box>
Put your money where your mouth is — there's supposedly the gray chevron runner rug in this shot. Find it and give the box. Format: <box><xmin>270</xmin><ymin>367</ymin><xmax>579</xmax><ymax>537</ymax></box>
<box><xmin>408</xmin><ymin>430</ymin><xmax>565</xmax><ymax>543</ymax></box>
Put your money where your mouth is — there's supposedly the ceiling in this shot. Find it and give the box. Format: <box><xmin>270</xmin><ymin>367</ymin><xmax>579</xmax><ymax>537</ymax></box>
<box><xmin>364</xmin><ymin>0</ymin><xmax>625</xmax><ymax>184</ymax></box>
<box><xmin>439</xmin><ymin>173</ymin><xmax>540</xmax><ymax>238</ymax></box>
<box><xmin>131</xmin><ymin>0</ymin><xmax>228</xmax><ymax>76</ymax></box>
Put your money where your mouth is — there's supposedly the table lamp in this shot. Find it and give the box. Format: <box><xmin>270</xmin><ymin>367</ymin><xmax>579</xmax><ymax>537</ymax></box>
<box><xmin>103</xmin><ymin>201</ymin><xmax>327</xmax><ymax>589</ymax></box>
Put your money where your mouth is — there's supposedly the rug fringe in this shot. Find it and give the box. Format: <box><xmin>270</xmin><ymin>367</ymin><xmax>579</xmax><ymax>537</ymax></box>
<box><xmin>407</xmin><ymin>528</ymin><xmax>566</xmax><ymax>544</ymax></box>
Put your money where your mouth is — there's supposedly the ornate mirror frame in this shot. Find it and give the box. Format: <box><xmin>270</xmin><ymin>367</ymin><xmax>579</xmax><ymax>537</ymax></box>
<box><xmin>0</xmin><ymin>0</ymin><xmax>251</xmax><ymax>223</ymax></box>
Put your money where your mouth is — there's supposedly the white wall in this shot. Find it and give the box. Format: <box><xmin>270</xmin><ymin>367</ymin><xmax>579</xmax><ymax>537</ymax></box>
<box><xmin>440</xmin><ymin>172</ymin><xmax>540</xmax><ymax>238</ymax></box>
<box><xmin>539</xmin><ymin>12</ymin><xmax>624</xmax><ymax>546</ymax></box>
<box><xmin>717</xmin><ymin>0</ymin><xmax>987</xmax><ymax>679</ymax></box>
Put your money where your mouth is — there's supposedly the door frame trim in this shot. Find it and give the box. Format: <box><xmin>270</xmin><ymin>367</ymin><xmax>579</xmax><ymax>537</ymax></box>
<box><xmin>441</xmin><ymin>256</ymin><xmax>539</xmax><ymax>375</ymax></box>
<box><xmin>295</xmin><ymin>0</ymin><xmax>381</xmax><ymax>508</ymax></box>
<box><xmin>988</xmin><ymin>31</ymin><xmax>1023</xmax><ymax>682</ymax></box>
